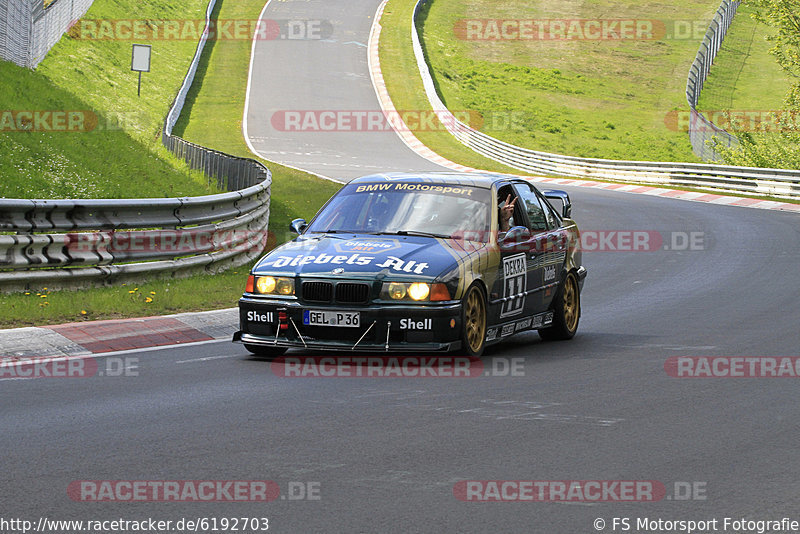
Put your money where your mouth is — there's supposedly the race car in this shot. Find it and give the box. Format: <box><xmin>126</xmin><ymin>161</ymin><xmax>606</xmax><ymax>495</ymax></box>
<box><xmin>233</xmin><ymin>172</ymin><xmax>586</xmax><ymax>357</ymax></box>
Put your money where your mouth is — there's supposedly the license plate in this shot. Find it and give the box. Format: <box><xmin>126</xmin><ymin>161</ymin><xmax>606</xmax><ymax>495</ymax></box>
<box><xmin>303</xmin><ymin>310</ymin><xmax>360</xmax><ymax>328</ymax></box>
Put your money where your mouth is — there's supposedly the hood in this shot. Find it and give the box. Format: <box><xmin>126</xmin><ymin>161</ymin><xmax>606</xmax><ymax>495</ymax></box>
<box><xmin>253</xmin><ymin>234</ymin><xmax>482</xmax><ymax>280</ymax></box>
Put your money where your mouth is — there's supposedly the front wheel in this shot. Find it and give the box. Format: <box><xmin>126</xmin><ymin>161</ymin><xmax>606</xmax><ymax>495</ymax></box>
<box><xmin>539</xmin><ymin>271</ymin><xmax>580</xmax><ymax>341</ymax></box>
<box><xmin>244</xmin><ymin>344</ymin><xmax>287</xmax><ymax>359</ymax></box>
<box><xmin>460</xmin><ymin>284</ymin><xmax>487</xmax><ymax>357</ymax></box>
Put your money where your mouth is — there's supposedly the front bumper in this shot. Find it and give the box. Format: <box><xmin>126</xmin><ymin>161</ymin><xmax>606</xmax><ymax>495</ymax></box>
<box><xmin>577</xmin><ymin>265</ymin><xmax>587</xmax><ymax>288</ymax></box>
<box><xmin>234</xmin><ymin>296</ymin><xmax>463</xmax><ymax>352</ymax></box>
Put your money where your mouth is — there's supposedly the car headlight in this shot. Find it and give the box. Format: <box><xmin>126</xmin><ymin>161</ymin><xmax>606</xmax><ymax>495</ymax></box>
<box><xmin>256</xmin><ymin>276</ymin><xmax>276</xmax><ymax>294</ymax></box>
<box><xmin>381</xmin><ymin>282</ymin><xmax>450</xmax><ymax>301</ymax></box>
<box><xmin>386</xmin><ymin>282</ymin><xmax>407</xmax><ymax>299</ymax></box>
<box><xmin>407</xmin><ymin>282</ymin><xmax>430</xmax><ymax>301</ymax></box>
<box><xmin>249</xmin><ymin>275</ymin><xmax>295</xmax><ymax>296</ymax></box>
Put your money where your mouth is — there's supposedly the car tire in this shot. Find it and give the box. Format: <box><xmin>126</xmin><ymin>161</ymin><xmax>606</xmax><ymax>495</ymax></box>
<box><xmin>539</xmin><ymin>270</ymin><xmax>580</xmax><ymax>341</ymax></box>
<box><xmin>244</xmin><ymin>344</ymin><xmax>287</xmax><ymax>359</ymax></box>
<box><xmin>461</xmin><ymin>284</ymin><xmax>487</xmax><ymax>357</ymax></box>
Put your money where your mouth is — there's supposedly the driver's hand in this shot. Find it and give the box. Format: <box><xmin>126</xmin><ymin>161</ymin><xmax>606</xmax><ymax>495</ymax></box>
<box><xmin>500</xmin><ymin>194</ymin><xmax>517</xmax><ymax>230</ymax></box>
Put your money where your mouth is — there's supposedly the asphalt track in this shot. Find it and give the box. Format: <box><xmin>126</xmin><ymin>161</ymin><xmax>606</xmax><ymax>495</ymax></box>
<box><xmin>244</xmin><ymin>0</ymin><xmax>447</xmax><ymax>180</ymax></box>
<box><xmin>3</xmin><ymin>0</ymin><xmax>800</xmax><ymax>532</ymax></box>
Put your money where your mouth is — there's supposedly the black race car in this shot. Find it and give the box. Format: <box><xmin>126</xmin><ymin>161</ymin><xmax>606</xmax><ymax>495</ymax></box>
<box><xmin>233</xmin><ymin>172</ymin><xmax>586</xmax><ymax>357</ymax></box>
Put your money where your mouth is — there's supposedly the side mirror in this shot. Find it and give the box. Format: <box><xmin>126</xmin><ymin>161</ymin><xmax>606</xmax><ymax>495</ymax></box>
<box><xmin>499</xmin><ymin>225</ymin><xmax>532</xmax><ymax>250</ymax></box>
<box><xmin>289</xmin><ymin>218</ymin><xmax>308</xmax><ymax>234</ymax></box>
<box><xmin>543</xmin><ymin>190</ymin><xmax>572</xmax><ymax>219</ymax></box>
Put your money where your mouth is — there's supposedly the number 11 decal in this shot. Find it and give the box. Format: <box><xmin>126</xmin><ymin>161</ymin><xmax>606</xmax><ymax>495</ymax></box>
<box><xmin>501</xmin><ymin>253</ymin><xmax>526</xmax><ymax>317</ymax></box>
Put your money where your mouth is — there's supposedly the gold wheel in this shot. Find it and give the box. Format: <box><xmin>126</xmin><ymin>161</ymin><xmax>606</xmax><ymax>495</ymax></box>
<box><xmin>539</xmin><ymin>271</ymin><xmax>580</xmax><ymax>341</ymax></box>
<box><xmin>563</xmin><ymin>274</ymin><xmax>579</xmax><ymax>333</ymax></box>
<box><xmin>463</xmin><ymin>285</ymin><xmax>487</xmax><ymax>356</ymax></box>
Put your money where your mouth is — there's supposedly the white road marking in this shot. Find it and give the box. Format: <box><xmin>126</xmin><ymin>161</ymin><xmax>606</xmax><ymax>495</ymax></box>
<box><xmin>175</xmin><ymin>353</ymin><xmax>243</xmax><ymax>364</ymax></box>
<box><xmin>94</xmin><ymin>338</ymin><xmax>230</xmax><ymax>358</ymax></box>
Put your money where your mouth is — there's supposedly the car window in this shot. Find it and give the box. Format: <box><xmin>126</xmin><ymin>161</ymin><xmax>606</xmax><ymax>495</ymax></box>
<box><xmin>537</xmin><ymin>191</ymin><xmax>559</xmax><ymax>229</ymax></box>
<box><xmin>512</xmin><ymin>182</ymin><xmax>549</xmax><ymax>232</ymax></box>
<box><xmin>496</xmin><ymin>185</ymin><xmax>522</xmax><ymax>230</ymax></box>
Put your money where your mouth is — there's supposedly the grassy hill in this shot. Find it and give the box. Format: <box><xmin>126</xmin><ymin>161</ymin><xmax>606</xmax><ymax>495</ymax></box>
<box><xmin>697</xmin><ymin>3</ymin><xmax>789</xmax><ymax>115</ymax></box>
<box><xmin>414</xmin><ymin>0</ymin><xmax>725</xmax><ymax>162</ymax></box>
<box><xmin>0</xmin><ymin>0</ymin><xmax>217</xmax><ymax>199</ymax></box>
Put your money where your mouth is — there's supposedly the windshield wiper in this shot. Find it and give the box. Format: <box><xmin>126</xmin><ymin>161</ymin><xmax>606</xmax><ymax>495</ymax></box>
<box><xmin>372</xmin><ymin>230</ymin><xmax>452</xmax><ymax>239</ymax></box>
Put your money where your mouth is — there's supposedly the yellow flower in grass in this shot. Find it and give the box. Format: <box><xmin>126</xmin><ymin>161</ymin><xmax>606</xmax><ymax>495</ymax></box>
<box><xmin>80</xmin><ymin>310</ymin><xmax>88</xmax><ymax>315</ymax></box>
<box><xmin>145</xmin><ymin>297</ymin><xmax>153</xmax><ymax>303</ymax></box>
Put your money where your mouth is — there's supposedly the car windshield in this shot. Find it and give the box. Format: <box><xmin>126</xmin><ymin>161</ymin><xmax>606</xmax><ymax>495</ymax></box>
<box><xmin>306</xmin><ymin>182</ymin><xmax>491</xmax><ymax>237</ymax></box>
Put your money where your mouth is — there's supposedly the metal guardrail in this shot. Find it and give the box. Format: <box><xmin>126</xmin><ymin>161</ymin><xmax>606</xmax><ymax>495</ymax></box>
<box><xmin>0</xmin><ymin>0</ymin><xmax>272</xmax><ymax>291</ymax></box>
<box><xmin>410</xmin><ymin>0</ymin><xmax>800</xmax><ymax>198</ymax></box>
<box><xmin>160</xmin><ymin>0</ymin><xmax>266</xmax><ymax>193</ymax></box>
<box><xmin>0</xmin><ymin>0</ymin><xmax>95</xmax><ymax>68</ymax></box>
<box><xmin>686</xmin><ymin>0</ymin><xmax>740</xmax><ymax>161</ymax></box>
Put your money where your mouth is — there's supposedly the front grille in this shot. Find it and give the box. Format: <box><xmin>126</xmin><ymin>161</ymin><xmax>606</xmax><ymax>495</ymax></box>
<box><xmin>335</xmin><ymin>282</ymin><xmax>370</xmax><ymax>304</ymax></box>
<box><xmin>301</xmin><ymin>280</ymin><xmax>371</xmax><ymax>304</ymax></box>
<box><xmin>302</xmin><ymin>281</ymin><xmax>333</xmax><ymax>302</ymax></box>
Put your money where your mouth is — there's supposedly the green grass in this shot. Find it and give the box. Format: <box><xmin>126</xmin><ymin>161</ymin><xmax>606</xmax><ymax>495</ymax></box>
<box><xmin>0</xmin><ymin>273</ymin><xmax>247</xmax><ymax>328</ymax></box>
<box><xmin>697</xmin><ymin>3</ymin><xmax>789</xmax><ymax>114</ymax></box>
<box><xmin>379</xmin><ymin>0</ymin><xmax>528</xmax><ymax>174</ymax></box>
<box><xmin>0</xmin><ymin>0</ymin><xmax>218</xmax><ymax>199</ymax></box>
<box><xmin>0</xmin><ymin>62</ymin><xmax>215</xmax><ymax>198</ymax></box>
<box><xmin>400</xmin><ymin>0</ymin><xmax>725</xmax><ymax>162</ymax></box>
<box><xmin>0</xmin><ymin>0</ymin><xmax>341</xmax><ymax>328</ymax></box>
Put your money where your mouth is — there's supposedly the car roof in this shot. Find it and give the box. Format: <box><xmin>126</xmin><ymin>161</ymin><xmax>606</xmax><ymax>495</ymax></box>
<box><xmin>349</xmin><ymin>172</ymin><xmax>515</xmax><ymax>189</ymax></box>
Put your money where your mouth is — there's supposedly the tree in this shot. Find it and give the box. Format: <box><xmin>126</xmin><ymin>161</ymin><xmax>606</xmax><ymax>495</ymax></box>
<box><xmin>715</xmin><ymin>0</ymin><xmax>800</xmax><ymax>168</ymax></box>
<box><xmin>749</xmin><ymin>0</ymin><xmax>800</xmax><ymax>104</ymax></box>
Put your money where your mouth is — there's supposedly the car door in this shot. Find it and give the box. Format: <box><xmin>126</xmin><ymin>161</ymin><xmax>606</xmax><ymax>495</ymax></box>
<box><xmin>492</xmin><ymin>183</ymin><xmax>531</xmax><ymax>328</ymax></box>
<box><xmin>511</xmin><ymin>181</ymin><xmax>557</xmax><ymax>316</ymax></box>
